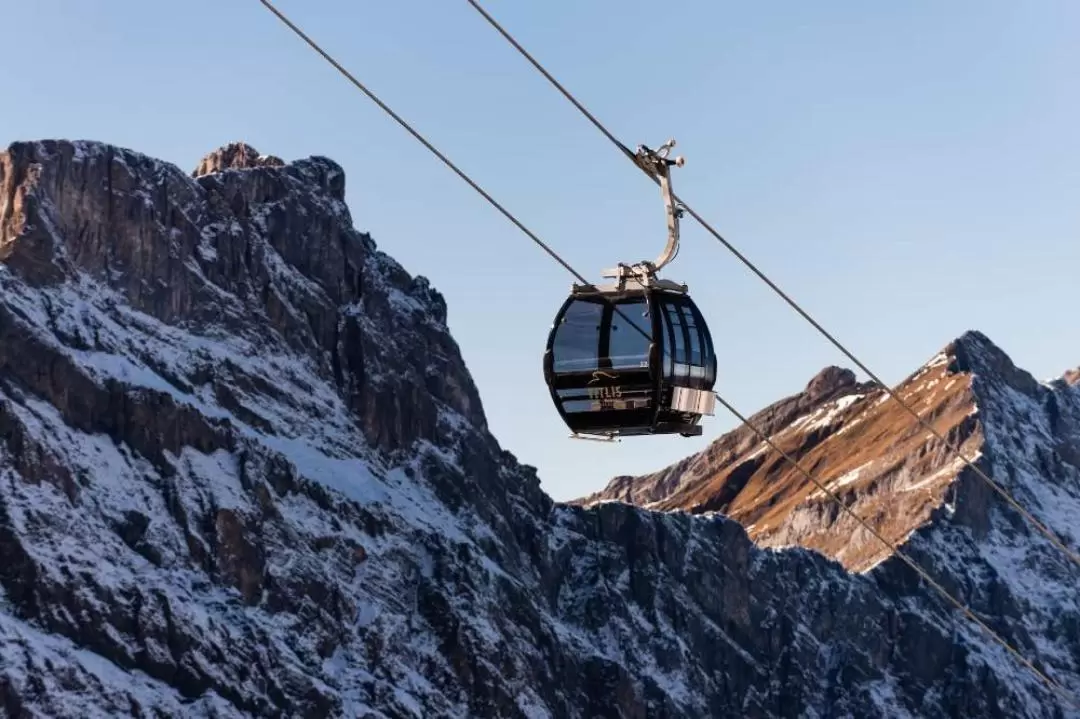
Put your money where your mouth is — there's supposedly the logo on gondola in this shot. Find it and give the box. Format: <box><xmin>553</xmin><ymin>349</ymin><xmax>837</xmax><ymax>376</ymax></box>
<box><xmin>587</xmin><ymin>370</ymin><xmax>623</xmax><ymax>400</ymax></box>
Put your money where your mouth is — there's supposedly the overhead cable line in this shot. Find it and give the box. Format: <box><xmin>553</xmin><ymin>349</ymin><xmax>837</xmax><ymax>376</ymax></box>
<box><xmin>461</xmin><ymin>0</ymin><xmax>1080</xmax><ymax>573</ymax></box>
<box><xmin>253</xmin><ymin>0</ymin><xmax>1076</xmax><ymax>704</ymax></box>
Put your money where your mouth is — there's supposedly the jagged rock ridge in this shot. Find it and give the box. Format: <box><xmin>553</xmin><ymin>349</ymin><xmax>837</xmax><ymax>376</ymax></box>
<box><xmin>578</xmin><ymin>332</ymin><xmax>1080</xmax><ymax>571</ymax></box>
<box><xmin>0</xmin><ymin>138</ymin><xmax>1077</xmax><ymax>718</ymax></box>
<box><xmin>581</xmin><ymin>330</ymin><xmax>1080</xmax><ymax>708</ymax></box>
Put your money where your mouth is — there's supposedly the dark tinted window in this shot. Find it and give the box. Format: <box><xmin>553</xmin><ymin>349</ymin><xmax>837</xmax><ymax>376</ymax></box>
<box><xmin>607</xmin><ymin>298</ymin><xmax>652</xmax><ymax>370</ymax></box>
<box><xmin>552</xmin><ymin>300</ymin><xmax>602</xmax><ymax>372</ymax></box>
<box><xmin>664</xmin><ymin>303</ymin><xmax>687</xmax><ymax>365</ymax></box>
<box><xmin>690</xmin><ymin>301</ymin><xmax>717</xmax><ymax>384</ymax></box>
<box><xmin>680</xmin><ymin>304</ymin><xmax>703</xmax><ymax>365</ymax></box>
<box><xmin>655</xmin><ymin>295</ymin><xmax>716</xmax><ymax>387</ymax></box>
<box><xmin>658</xmin><ymin>303</ymin><xmax>675</xmax><ymax>375</ymax></box>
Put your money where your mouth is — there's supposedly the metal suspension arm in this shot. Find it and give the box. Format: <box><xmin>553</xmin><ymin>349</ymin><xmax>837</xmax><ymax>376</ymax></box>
<box><xmin>634</xmin><ymin>139</ymin><xmax>685</xmax><ymax>273</ymax></box>
<box><xmin>600</xmin><ymin>139</ymin><xmax>686</xmax><ymax>288</ymax></box>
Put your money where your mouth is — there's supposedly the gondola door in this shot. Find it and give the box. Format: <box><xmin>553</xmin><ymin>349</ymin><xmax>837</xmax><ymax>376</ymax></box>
<box><xmin>545</xmin><ymin>294</ymin><xmax>660</xmax><ymax>436</ymax></box>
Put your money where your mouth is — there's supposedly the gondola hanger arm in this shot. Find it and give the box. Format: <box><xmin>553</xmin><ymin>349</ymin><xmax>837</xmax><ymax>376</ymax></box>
<box><xmin>602</xmin><ymin>139</ymin><xmax>686</xmax><ymax>286</ymax></box>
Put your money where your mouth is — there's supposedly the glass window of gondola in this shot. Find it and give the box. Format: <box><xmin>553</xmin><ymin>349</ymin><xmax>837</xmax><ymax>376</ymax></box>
<box><xmin>657</xmin><ymin>295</ymin><xmax>714</xmax><ymax>383</ymax></box>
<box><xmin>662</xmin><ymin>300</ymin><xmax>690</xmax><ymax>377</ymax></box>
<box><xmin>552</xmin><ymin>296</ymin><xmax>653</xmax><ymax>374</ymax></box>
<box><xmin>676</xmin><ymin>302</ymin><xmax>708</xmax><ymax>379</ymax></box>
<box><xmin>552</xmin><ymin>299</ymin><xmax>603</xmax><ymax>373</ymax></box>
<box><xmin>607</xmin><ymin>298</ymin><xmax>652</xmax><ymax>370</ymax></box>
<box><xmin>686</xmin><ymin>300</ymin><xmax>717</xmax><ymax>386</ymax></box>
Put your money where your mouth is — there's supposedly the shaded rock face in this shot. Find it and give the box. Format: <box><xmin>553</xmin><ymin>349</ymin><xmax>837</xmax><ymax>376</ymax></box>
<box><xmin>0</xmin><ymin>139</ymin><xmax>482</xmax><ymax>455</ymax></box>
<box><xmin>0</xmin><ymin>139</ymin><xmax>1077</xmax><ymax>719</ymax></box>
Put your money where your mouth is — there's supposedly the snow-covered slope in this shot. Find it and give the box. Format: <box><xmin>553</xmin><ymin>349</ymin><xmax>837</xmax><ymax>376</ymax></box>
<box><xmin>0</xmin><ymin>139</ymin><xmax>1076</xmax><ymax>718</ymax></box>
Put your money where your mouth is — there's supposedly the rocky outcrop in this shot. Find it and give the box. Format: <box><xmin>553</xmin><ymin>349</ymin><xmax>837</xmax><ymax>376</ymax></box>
<box><xmin>574</xmin><ymin>365</ymin><xmax>881</xmax><ymax>524</ymax></box>
<box><xmin>579</xmin><ymin>331</ymin><xmax>1080</xmax><ymax>572</ymax></box>
<box><xmin>192</xmin><ymin>142</ymin><xmax>286</xmax><ymax>178</ymax></box>
<box><xmin>0</xmin><ymin>138</ymin><xmax>1077</xmax><ymax>718</ymax></box>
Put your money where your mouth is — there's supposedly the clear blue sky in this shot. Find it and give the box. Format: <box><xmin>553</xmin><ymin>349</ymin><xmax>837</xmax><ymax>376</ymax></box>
<box><xmin>4</xmin><ymin>1</ymin><xmax>1078</xmax><ymax>501</ymax></box>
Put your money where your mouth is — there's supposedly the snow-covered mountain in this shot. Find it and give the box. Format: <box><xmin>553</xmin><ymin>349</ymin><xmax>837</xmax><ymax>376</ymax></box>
<box><xmin>0</xmin><ymin>138</ymin><xmax>1077</xmax><ymax>718</ymax></box>
<box><xmin>580</xmin><ymin>330</ymin><xmax>1080</xmax><ymax>712</ymax></box>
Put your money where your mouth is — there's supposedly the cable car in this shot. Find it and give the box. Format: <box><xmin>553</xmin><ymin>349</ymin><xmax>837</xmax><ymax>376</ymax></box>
<box><xmin>543</xmin><ymin>140</ymin><xmax>717</xmax><ymax>441</ymax></box>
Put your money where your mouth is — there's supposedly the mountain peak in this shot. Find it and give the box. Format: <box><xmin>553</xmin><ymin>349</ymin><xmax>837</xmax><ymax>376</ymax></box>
<box><xmin>191</xmin><ymin>141</ymin><xmax>285</xmax><ymax>177</ymax></box>
<box><xmin>190</xmin><ymin>141</ymin><xmax>346</xmax><ymax>203</ymax></box>
<box><xmin>943</xmin><ymin>329</ymin><xmax>1042</xmax><ymax>397</ymax></box>
<box><xmin>945</xmin><ymin>328</ymin><xmax>1004</xmax><ymax>366</ymax></box>
<box><xmin>583</xmin><ymin>331</ymin><xmax>998</xmax><ymax>568</ymax></box>
<box><xmin>804</xmin><ymin>365</ymin><xmax>857</xmax><ymax>402</ymax></box>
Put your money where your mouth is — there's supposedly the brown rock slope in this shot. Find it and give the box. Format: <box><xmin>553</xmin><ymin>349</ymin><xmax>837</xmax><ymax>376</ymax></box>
<box><xmin>576</xmin><ymin>343</ymin><xmax>987</xmax><ymax>572</ymax></box>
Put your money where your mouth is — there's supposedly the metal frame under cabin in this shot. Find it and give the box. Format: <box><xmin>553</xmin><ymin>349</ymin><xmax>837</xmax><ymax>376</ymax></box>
<box><xmin>543</xmin><ymin>274</ymin><xmax>717</xmax><ymax>442</ymax></box>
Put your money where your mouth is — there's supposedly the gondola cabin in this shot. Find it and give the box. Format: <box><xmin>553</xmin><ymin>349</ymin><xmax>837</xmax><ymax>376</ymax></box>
<box><xmin>543</xmin><ymin>280</ymin><xmax>717</xmax><ymax>440</ymax></box>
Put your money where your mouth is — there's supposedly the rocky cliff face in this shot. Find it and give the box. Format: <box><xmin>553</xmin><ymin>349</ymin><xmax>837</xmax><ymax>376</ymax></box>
<box><xmin>0</xmin><ymin>138</ymin><xmax>1077</xmax><ymax>718</ymax></box>
<box><xmin>581</xmin><ymin>331</ymin><xmax>1080</xmax><ymax>713</ymax></box>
